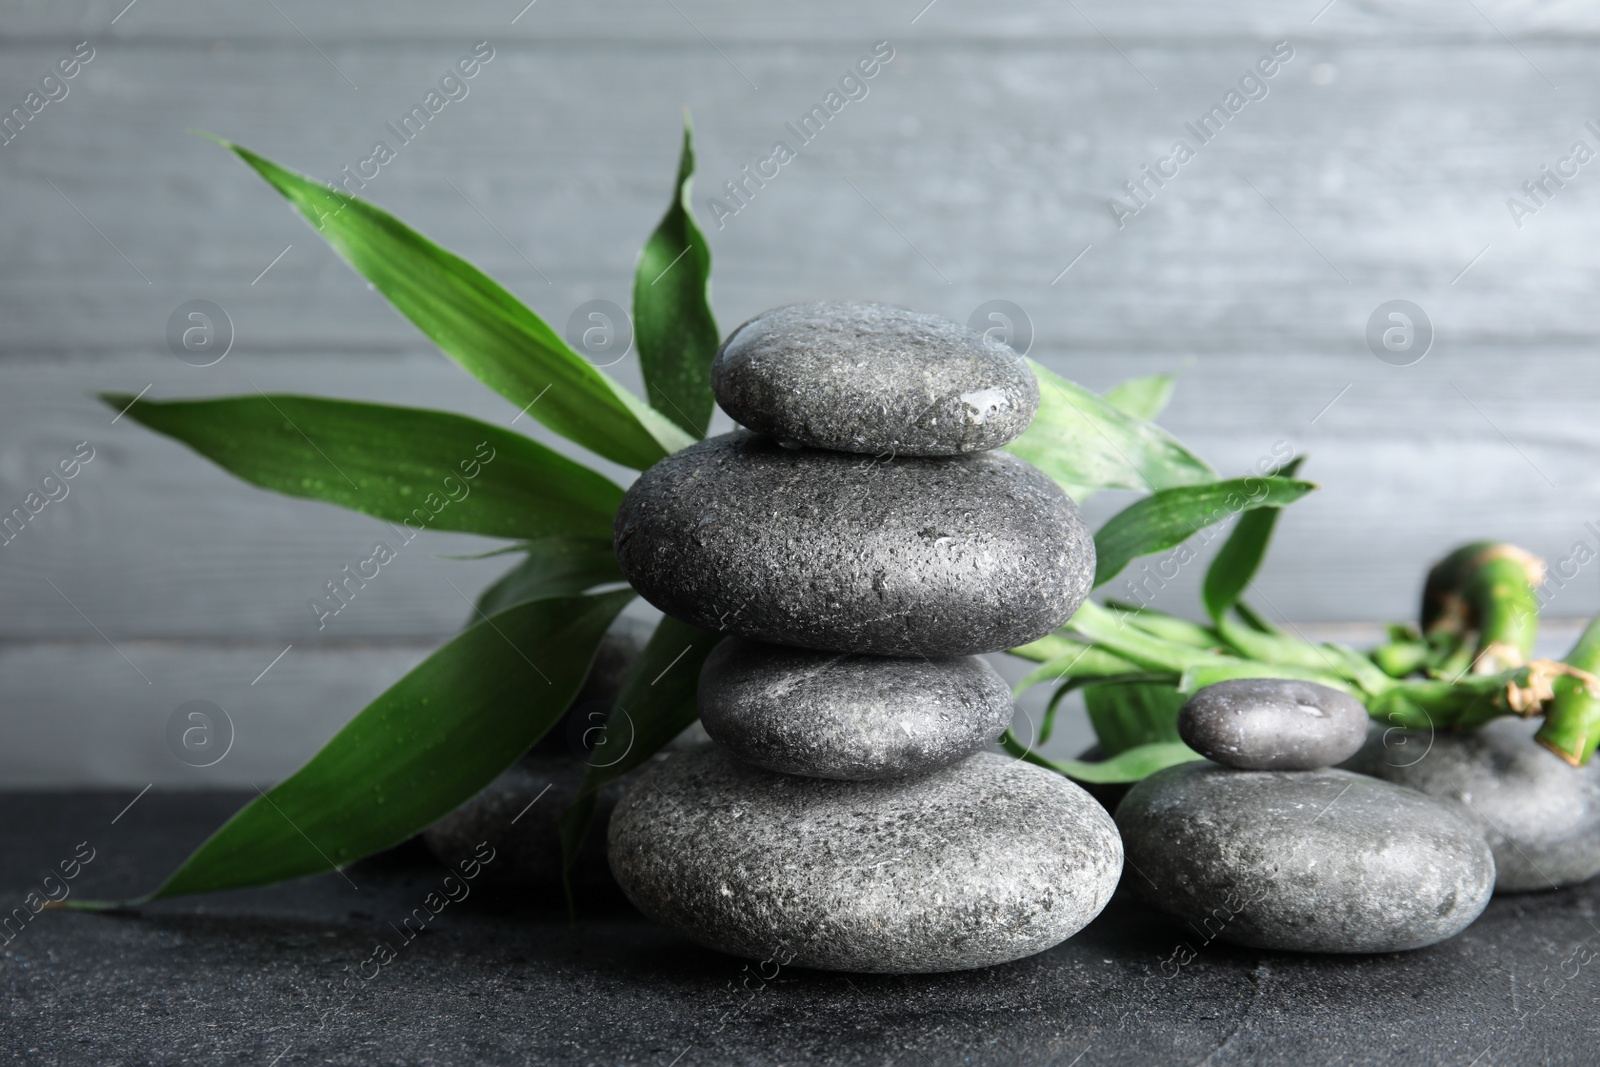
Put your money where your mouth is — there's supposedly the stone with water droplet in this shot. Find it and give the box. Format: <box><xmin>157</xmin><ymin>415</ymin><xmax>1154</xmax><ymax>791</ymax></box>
<box><xmin>614</xmin><ymin>431</ymin><xmax>1092</xmax><ymax>656</ymax></box>
<box><xmin>609</xmin><ymin>746</ymin><xmax>1122</xmax><ymax>972</ymax></box>
<box><xmin>1115</xmin><ymin>762</ymin><xmax>1495</xmax><ymax>952</ymax></box>
<box><xmin>712</xmin><ymin>302</ymin><xmax>1038</xmax><ymax>456</ymax></box>
<box><xmin>697</xmin><ymin>637</ymin><xmax>1013</xmax><ymax>779</ymax></box>
<box><xmin>1178</xmin><ymin>677</ymin><xmax>1369</xmax><ymax>771</ymax></box>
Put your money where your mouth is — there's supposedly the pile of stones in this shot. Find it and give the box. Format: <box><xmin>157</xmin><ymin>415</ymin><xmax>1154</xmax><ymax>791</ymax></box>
<box><xmin>1117</xmin><ymin>678</ymin><xmax>1497</xmax><ymax>953</ymax></box>
<box><xmin>605</xmin><ymin>302</ymin><xmax>1123</xmax><ymax>973</ymax></box>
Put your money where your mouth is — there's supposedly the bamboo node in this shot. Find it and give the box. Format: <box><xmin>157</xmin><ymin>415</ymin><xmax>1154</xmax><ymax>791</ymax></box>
<box><xmin>1506</xmin><ymin>658</ymin><xmax>1600</xmax><ymax>715</ymax></box>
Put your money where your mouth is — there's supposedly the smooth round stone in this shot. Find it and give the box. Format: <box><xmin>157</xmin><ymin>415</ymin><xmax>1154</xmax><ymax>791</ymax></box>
<box><xmin>1115</xmin><ymin>763</ymin><xmax>1495</xmax><ymax>953</ymax></box>
<box><xmin>697</xmin><ymin>637</ymin><xmax>1014</xmax><ymax>779</ymax></box>
<box><xmin>1343</xmin><ymin>718</ymin><xmax>1600</xmax><ymax>893</ymax></box>
<box><xmin>609</xmin><ymin>746</ymin><xmax>1122</xmax><ymax>973</ymax></box>
<box><xmin>613</xmin><ymin>431</ymin><xmax>1092</xmax><ymax>656</ymax></box>
<box><xmin>423</xmin><ymin>754</ymin><xmax>623</xmax><ymax>901</ymax></box>
<box><xmin>1178</xmin><ymin>678</ymin><xmax>1369</xmax><ymax>771</ymax></box>
<box><xmin>712</xmin><ymin>302</ymin><xmax>1039</xmax><ymax>457</ymax></box>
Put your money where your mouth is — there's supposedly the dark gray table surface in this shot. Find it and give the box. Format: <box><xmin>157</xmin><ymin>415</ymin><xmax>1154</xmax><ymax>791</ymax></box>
<box><xmin>3</xmin><ymin>790</ymin><xmax>1596</xmax><ymax>1066</ymax></box>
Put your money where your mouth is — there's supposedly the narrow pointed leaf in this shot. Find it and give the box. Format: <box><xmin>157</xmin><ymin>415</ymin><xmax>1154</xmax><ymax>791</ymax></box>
<box><xmin>1103</xmin><ymin>373</ymin><xmax>1176</xmax><ymax>421</ymax></box>
<box><xmin>1202</xmin><ymin>457</ymin><xmax>1304</xmax><ymax>620</ymax></box>
<box><xmin>559</xmin><ymin>615</ymin><xmax>723</xmax><ymax>888</ymax></box>
<box><xmin>634</xmin><ymin>116</ymin><xmax>718</xmax><ymax>438</ymax></box>
<box><xmin>1084</xmin><ymin>680</ymin><xmax>1187</xmax><ymax>756</ymax></box>
<box><xmin>217</xmin><ymin>139</ymin><xmax>692</xmax><ymax>469</ymax></box>
<box><xmin>103</xmin><ymin>393</ymin><xmax>622</xmax><ymax>541</ymax></box>
<box><xmin>473</xmin><ymin>536</ymin><xmax>626</xmax><ymax>619</ymax></box>
<box><xmin>1093</xmin><ymin>475</ymin><xmax>1317</xmax><ymax>587</ymax></box>
<box><xmin>1007</xmin><ymin>361</ymin><xmax>1214</xmax><ymax>497</ymax></box>
<box><xmin>71</xmin><ymin>590</ymin><xmax>634</xmax><ymax>905</ymax></box>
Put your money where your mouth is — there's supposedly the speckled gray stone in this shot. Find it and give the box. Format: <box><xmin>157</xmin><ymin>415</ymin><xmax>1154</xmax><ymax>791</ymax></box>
<box><xmin>1115</xmin><ymin>763</ymin><xmax>1495</xmax><ymax>953</ymax></box>
<box><xmin>608</xmin><ymin>746</ymin><xmax>1122</xmax><ymax>972</ymax></box>
<box><xmin>712</xmin><ymin>302</ymin><xmax>1040</xmax><ymax>457</ymax></box>
<box><xmin>1178</xmin><ymin>678</ymin><xmax>1370</xmax><ymax>771</ymax></box>
<box><xmin>1343</xmin><ymin>718</ymin><xmax>1600</xmax><ymax>893</ymax></box>
<box><xmin>423</xmin><ymin>754</ymin><xmax>623</xmax><ymax>900</ymax></box>
<box><xmin>696</xmin><ymin>637</ymin><xmax>1014</xmax><ymax>779</ymax></box>
<box><xmin>613</xmin><ymin>431</ymin><xmax>1092</xmax><ymax>657</ymax></box>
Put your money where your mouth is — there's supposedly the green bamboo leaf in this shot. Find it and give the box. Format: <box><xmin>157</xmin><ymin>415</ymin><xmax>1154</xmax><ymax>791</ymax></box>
<box><xmin>1201</xmin><ymin>457</ymin><xmax>1305</xmax><ymax>621</ymax></box>
<box><xmin>1103</xmin><ymin>373</ymin><xmax>1176</xmax><ymax>421</ymax></box>
<box><xmin>559</xmin><ymin>615</ymin><xmax>724</xmax><ymax>896</ymax></box>
<box><xmin>1093</xmin><ymin>475</ymin><xmax>1317</xmax><ymax>588</ymax></box>
<box><xmin>634</xmin><ymin>115</ymin><xmax>718</xmax><ymax>438</ymax></box>
<box><xmin>71</xmin><ymin>590</ymin><xmax>634</xmax><ymax>905</ymax></box>
<box><xmin>103</xmin><ymin>393</ymin><xmax>622</xmax><ymax>542</ymax></box>
<box><xmin>999</xmin><ymin>736</ymin><xmax>1202</xmax><ymax>784</ymax></box>
<box><xmin>1084</xmin><ymin>680</ymin><xmax>1187</xmax><ymax>756</ymax></box>
<box><xmin>216</xmin><ymin>138</ymin><xmax>693</xmax><ymax>469</ymax></box>
<box><xmin>473</xmin><ymin>536</ymin><xmax>625</xmax><ymax>619</ymax></box>
<box><xmin>1006</xmin><ymin>361</ymin><xmax>1214</xmax><ymax>497</ymax></box>
<box><xmin>1013</xmin><ymin>638</ymin><xmax>1149</xmax><ymax>697</ymax></box>
<box><xmin>1068</xmin><ymin>600</ymin><xmax>1225</xmax><ymax>674</ymax></box>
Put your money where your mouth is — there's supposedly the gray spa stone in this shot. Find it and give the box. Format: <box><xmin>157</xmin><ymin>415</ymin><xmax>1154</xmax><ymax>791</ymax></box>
<box><xmin>712</xmin><ymin>301</ymin><xmax>1040</xmax><ymax>457</ymax></box>
<box><xmin>1343</xmin><ymin>718</ymin><xmax>1600</xmax><ymax>893</ymax></box>
<box><xmin>423</xmin><ymin>754</ymin><xmax>622</xmax><ymax>900</ymax></box>
<box><xmin>613</xmin><ymin>431</ymin><xmax>1092</xmax><ymax>657</ymax></box>
<box><xmin>697</xmin><ymin>637</ymin><xmax>1014</xmax><ymax>779</ymax></box>
<box><xmin>1115</xmin><ymin>763</ymin><xmax>1495</xmax><ymax>953</ymax></box>
<box><xmin>1178</xmin><ymin>678</ymin><xmax>1369</xmax><ymax>771</ymax></box>
<box><xmin>608</xmin><ymin>746</ymin><xmax>1123</xmax><ymax>973</ymax></box>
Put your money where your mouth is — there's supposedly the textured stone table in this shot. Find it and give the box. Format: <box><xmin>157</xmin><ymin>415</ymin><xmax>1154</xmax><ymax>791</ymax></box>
<box><xmin>4</xmin><ymin>790</ymin><xmax>1597</xmax><ymax>1065</ymax></box>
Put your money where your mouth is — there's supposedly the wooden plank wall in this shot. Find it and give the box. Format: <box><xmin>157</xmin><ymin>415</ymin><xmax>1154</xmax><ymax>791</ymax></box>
<box><xmin>3</xmin><ymin>0</ymin><xmax>1598</xmax><ymax>784</ymax></box>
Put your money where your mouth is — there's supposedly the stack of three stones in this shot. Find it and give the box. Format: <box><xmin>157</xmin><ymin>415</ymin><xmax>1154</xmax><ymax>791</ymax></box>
<box><xmin>607</xmin><ymin>302</ymin><xmax>1123</xmax><ymax>973</ymax></box>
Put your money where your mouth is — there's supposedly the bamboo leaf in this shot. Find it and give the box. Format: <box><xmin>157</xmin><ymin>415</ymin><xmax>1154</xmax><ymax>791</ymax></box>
<box><xmin>103</xmin><ymin>393</ymin><xmax>623</xmax><ymax>542</ymax></box>
<box><xmin>558</xmin><ymin>615</ymin><xmax>724</xmax><ymax>899</ymax></box>
<box><xmin>1103</xmin><ymin>373</ymin><xmax>1176</xmax><ymax>421</ymax></box>
<box><xmin>634</xmin><ymin>115</ymin><xmax>718</xmax><ymax>438</ymax></box>
<box><xmin>1084</xmin><ymin>680</ymin><xmax>1187</xmax><ymax>756</ymax></box>
<box><xmin>1201</xmin><ymin>457</ymin><xmax>1304</xmax><ymax>620</ymax></box>
<box><xmin>1006</xmin><ymin>361</ymin><xmax>1214</xmax><ymax>497</ymax></box>
<box><xmin>217</xmin><ymin>139</ymin><xmax>693</xmax><ymax>469</ymax></box>
<box><xmin>473</xmin><ymin>536</ymin><xmax>625</xmax><ymax>619</ymax></box>
<box><xmin>1093</xmin><ymin>475</ymin><xmax>1317</xmax><ymax>588</ymax></box>
<box><xmin>72</xmin><ymin>590</ymin><xmax>634</xmax><ymax>905</ymax></box>
<box><xmin>1000</xmin><ymin>737</ymin><xmax>1203</xmax><ymax>784</ymax></box>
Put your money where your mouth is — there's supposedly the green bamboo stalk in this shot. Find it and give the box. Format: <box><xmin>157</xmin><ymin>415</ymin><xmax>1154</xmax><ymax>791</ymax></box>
<box><xmin>1535</xmin><ymin>617</ymin><xmax>1600</xmax><ymax>765</ymax></box>
<box><xmin>1421</xmin><ymin>542</ymin><xmax>1545</xmax><ymax>674</ymax></box>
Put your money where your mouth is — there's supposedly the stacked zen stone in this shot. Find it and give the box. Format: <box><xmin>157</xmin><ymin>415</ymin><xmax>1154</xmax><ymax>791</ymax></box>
<box><xmin>607</xmin><ymin>302</ymin><xmax>1123</xmax><ymax>973</ymax></box>
<box><xmin>1117</xmin><ymin>678</ymin><xmax>1497</xmax><ymax>953</ymax></box>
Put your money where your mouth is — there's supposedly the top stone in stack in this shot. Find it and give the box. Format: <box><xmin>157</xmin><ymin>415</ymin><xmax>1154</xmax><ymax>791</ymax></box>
<box><xmin>614</xmin><ymin>301</ymin><xmax>1094</xmax><ymax>657</ymax></box>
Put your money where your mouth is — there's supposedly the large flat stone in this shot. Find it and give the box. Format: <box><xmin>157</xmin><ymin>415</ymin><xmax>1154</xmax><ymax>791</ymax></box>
<box><xmin>613</xmin><ymin>431</ymin><xmax>1092</xmax><ymax>656</ymax></box>
<box><xmin>608</xmin><ymin>747</ymin><xmax>1121</xmax><ymax>972</ymax></box>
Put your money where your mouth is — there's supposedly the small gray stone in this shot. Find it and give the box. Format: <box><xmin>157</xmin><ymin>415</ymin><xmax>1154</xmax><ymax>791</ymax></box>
<box><xmin>613</xmin><ymin>431</ymin><xmax>1092</xmax><ymax>656</ymax></box>
<box><xmin>529</xmin><ymin>615</ymin><xmax>653</xmax><ymax>758</ymax></box>
<box><xmin>1178</xmin><ymin>678</ymin><xmax>1369</xmax><ymax>771</ymax></box>
<box><xmin>609</xmin><ymin>746</ymin><xmax>1122</xmax><ymax>973</ymax></box>
<box><xmin>423</xmin><ymin>754</ymin><xmax>622</xmax><ymax>901</ymax></box>
<box><xmin>712</xmin><ymin>301</ymin><xmax>1040</xmax><ymax>457</ymax></box>
<box><xmin>1115</xmin><ymin>763</ymin><xmax>1495</xmax><ymax>953</ymax></box>
<box><xmin>697</xmin><ymin>637</ymin><xmax>1014</xmax><ymax>779</ymax></box>
<box><xmin>1343</xmin><ymin>718</ymin><xmax>1600</xmax><ymax>893</ymax></box>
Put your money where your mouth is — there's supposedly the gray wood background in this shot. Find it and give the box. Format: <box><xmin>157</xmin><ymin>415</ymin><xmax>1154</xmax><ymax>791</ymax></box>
<box><xmin>3</xmin><ymin>0</ymin><xmax>1598</xmax><ymax>785</ymax></box>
